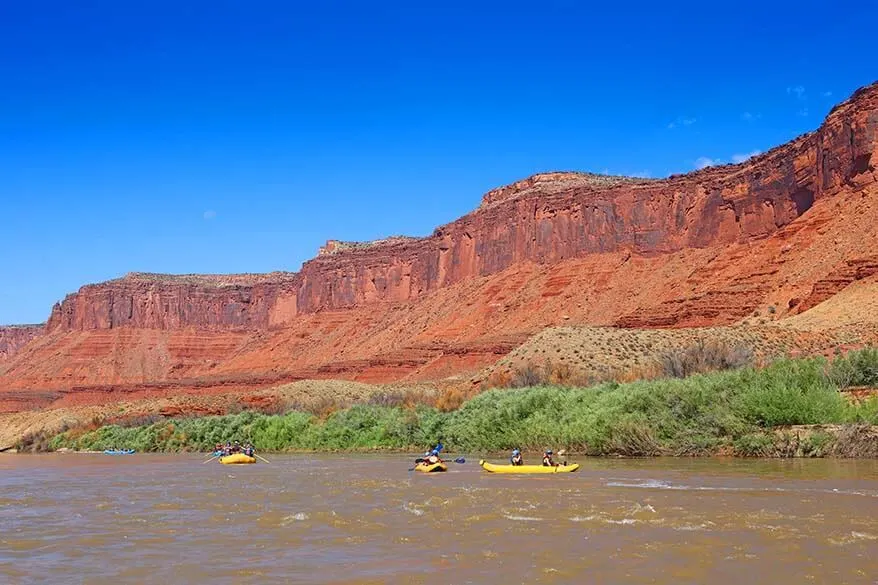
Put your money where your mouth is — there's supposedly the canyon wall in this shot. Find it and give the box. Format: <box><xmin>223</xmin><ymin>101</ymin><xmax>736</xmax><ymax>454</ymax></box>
<box><xmin>39</xmin><ymin>82</ymin><xmax>878</xmax><ymax>334</ymax></box>
<box><xmin>0</xmin><ymin>326</ymin><xmax>44</xmax><ymax>361</ymax></box>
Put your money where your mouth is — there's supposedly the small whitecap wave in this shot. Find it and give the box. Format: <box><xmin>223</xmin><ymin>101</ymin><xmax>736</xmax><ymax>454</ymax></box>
<box><xmin>403</xmin><ymin>503</ymin><xmax>424</xmax><ymax>517</ymax></box>
<box><xmin>607</xmin><ymin>480</ymin><xmax>878</xmax><ymax>498</ymax></box>
<box><xmin>627</xmin><ymin>503</ymin><xmax>656</xmax><ymax>514</ymax></box>
<box><xmin>570</xmin><ymin>515</ymin><xmax>599</xmax><ymax>522</ymax></box>
<box><xmin>569</xmin><ymin>515</ymin><xmax>637</xmax><ymax>525</ymax></box>
<box><xmin>674</xmin><ymin>523</ymin><xmax>712</xmax><ymax>531</ymax></box>
<box><xmin>280</xmin><ymin>512</ymin><xmax>309</xmax><ymax>526</ymax></box>
<box><xmin>829</xmin><ymin>531</ymin><xmax>878</xmax><ymax>546</ymax></box>
<box><xmin>605</xmin><ymin>518</ymin><xmax>638</xmax><ymax>525</ymax></box>
<box><xmin>607</xmin><ymin>479</ymin><xmax>673</xmax><ymax>489</ymax></box>
<box><xmin>503</xmin><ymin>514</ymin><xmax>543</xmax><ymax>522</ymax></box>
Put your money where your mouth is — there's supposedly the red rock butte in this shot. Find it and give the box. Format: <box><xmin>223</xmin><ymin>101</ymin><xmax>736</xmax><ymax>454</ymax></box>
<box><xmin>1</xmin><ymin>81</ymin><xmax>876</xmax><ymax>412</ymax></box>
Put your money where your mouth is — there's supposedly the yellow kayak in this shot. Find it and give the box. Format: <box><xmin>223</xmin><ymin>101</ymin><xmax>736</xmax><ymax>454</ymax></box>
<box><xmin>219</xmin><ymin>453</ymin><xmax>257</xmax><ymax>465</ymax></box>
<box><xmin>414</xmin><ymin>461</ymin><xmax>448</xmax><ymax>473</ymax></box>
<box><xmin>479</xmin><ymin>460</ymin><xmax>579</xmax><ymax>473</ymax></box>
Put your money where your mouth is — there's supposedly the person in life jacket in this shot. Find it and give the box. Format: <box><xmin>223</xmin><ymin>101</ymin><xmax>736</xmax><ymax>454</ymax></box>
<box><xmin>425</xmin><ymin>440</ymin><xmax>444</xmax><ymax>463</ymax></box>
<box><xmin>510</xmin><ymin>449</ymin><xmax>523</xmax><ymax>466</ymax></box>
<box><xmin>557</xmin><ymin>449</ymin><xmax>568</xmax><ymax>466</ymax></box>
<box><xmin>542</xmin><ymin>450</ymin><xmax>556</xmax><ymax>467</ymax></box>
<box><xmin>417</xmin><ymin>439</ymin><xmax>444</xmax><ymax>465</ymax></box>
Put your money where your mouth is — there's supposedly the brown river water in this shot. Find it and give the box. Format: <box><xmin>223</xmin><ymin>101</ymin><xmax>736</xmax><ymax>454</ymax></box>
<box><xmin>1</xmin><ymin>454</ymin><xmax>877</xmax><ymax>584</ymax></box>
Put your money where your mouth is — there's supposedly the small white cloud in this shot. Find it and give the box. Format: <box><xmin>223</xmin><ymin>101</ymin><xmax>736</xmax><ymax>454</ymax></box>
<box><xmin>798</xmin><ymin>107</ymin><xmax>809</xmax><ymax>117</ymax></box>
<box><xmin>630</xmin><ymin>170</ymin><xmax>651</xmax><ymax>178</ymax></box>
<box><xmin>821</xmin><ymin>91</ymin><xmax>833</xmax><ymax>98</ymax></box>
<box><xmin>667</xmin><ymin>116</ymin><xmax>696</xmax><ymax>130</ymax></box>
<box><xmin>731</xmin><ymin>150</ymin><xmax>761</xmax><ymax>164</ymax></box>
<box><xmin>787</xmin><ymin>85</ymin><xmax>806</xmax><ymax>99</ymax></box>
<box><xmin>741</xmin><ymin>112</ymin><xmax>761</xmax><ymax>122</ymax></box>
<box><xmin>203</xmin><ymin>210</ymin><xmax>217</xmax><ymax>220</ymax></box>
<box><xmin>694</xmin><ymin>156</ymin><xmax>720</xmax><ymax>170</ymax></box>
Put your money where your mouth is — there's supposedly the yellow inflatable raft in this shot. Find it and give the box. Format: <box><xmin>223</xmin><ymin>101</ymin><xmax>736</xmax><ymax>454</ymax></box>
<box><xmin>414</xmin><ymin>461</ymin><xmax>448</xmax><ymax>473</ymax></box>
<box><xmin>479</xmin><ymin>460</ymin><xmax>579</xmax><ymax>473</ymax></box>
<box><xmin>219</xmin><ymin>453</ymin><xmax>257</xmax><ymax>465</ymax></box>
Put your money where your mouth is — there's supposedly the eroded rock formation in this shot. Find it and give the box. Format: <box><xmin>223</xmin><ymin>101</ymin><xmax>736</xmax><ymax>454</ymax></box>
<box><xmin>0</xmin><ymin>326</ymin><xmax>44</xmax><ymax>361</ymax></box>
<box><xmin>40</xmin><ymin>82</ymin><xmax>878</xmax><ymax>334</ymax></box>
<box><xmin>0</xmin><ymin>82</ymin><xmax>875</xmax><ymax>405</ymax></box>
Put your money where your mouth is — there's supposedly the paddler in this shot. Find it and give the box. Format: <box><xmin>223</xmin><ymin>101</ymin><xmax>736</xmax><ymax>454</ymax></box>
<box><xmin>542</xmin><ymin>450</ymin><xmax>557</xmax><ymax>467</ymax></box>
<box><xmin>510</xmin><ymin>449</ymin><xmax>523</xmax><ymax>466</ymax></box>
<box><xmin>418</xmin><ymin>439</ymin><xmax>444</xmax><ymax>465</ymax></box>
<box><xmin>558</xmin><ymin>449</ymin><xmax>568</xmax><ymax>466</ymax></box>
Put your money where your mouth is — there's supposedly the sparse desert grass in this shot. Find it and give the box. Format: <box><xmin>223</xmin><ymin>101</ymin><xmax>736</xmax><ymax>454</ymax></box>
<box><xmin>474</xmin><ymin>324</ymin><xmax>859</xmax><ymax>389</ymax></box>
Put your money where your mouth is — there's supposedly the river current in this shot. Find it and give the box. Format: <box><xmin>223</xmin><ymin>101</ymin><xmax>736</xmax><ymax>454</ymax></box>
<box><xmin>1</xmin><ymin>454</ymin><xmax>877</xmax><ymax>584</ymax></box>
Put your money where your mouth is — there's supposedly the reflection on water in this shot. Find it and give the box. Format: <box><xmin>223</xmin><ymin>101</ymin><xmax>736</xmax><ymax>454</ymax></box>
<box><xmin>1</xmin><ymin>454</ymin><xmax>877</xmax><ymax>584</ymax></box>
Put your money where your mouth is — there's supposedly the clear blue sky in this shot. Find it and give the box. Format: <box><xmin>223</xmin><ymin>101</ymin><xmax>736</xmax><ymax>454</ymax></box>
<box><xmin>1</xmin><ymin>0</ymin><xmax>875</xmax><ymax>324</ymax></box>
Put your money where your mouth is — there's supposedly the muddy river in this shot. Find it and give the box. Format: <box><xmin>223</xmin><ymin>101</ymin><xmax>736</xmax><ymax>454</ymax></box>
<box><xmin>1</xmin><ymin>454</ymin><xmax>877</xmax><ymax>584</ymax></box>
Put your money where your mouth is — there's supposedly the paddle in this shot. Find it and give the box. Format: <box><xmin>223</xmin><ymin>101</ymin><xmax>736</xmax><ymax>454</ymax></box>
<box><xmin>254</xmin><ymin>454</ymin><xmax>270</xmax><ymax>464</ymax></box>
<box><xmin>408</xmin><ymin>457</ymin><xmax>465</xmax><ymax>471</ymax></box>
<box><xmin>203</xmin><ymin>455</ymin><xmax>220</xmax><ymax>464</ymax></box>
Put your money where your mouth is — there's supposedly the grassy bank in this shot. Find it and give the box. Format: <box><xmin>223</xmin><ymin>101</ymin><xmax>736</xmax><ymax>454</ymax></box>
<box><xmin>40</xmin><ymin>350</ymin><xmax>878</xmax><ymax>457</ymax></box>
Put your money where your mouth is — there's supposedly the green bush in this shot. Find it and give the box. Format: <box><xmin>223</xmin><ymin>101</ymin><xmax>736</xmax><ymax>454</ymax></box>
<box><xmin>734</xmin><ymin>359</ymin><xmax>845</xmax><ymax>426</ymax></box>
<box><xmin>827</xmin><ymin>347</ymin><xmax>878</xmax><ymax>389</ymax></box>
<box><xmin>733</xmin><ymin>432</ymin><xmax>775</xmax><ymax>456</ymax></box>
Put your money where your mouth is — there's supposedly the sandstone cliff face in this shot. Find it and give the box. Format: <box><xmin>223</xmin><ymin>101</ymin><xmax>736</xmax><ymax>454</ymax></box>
<box><xmin>35</xmin><ymin>81</ymin><xmax>878</xmax><ymax>336</ymax></box>
<box><xmin>46</xmin><ymin>273</ymin><xmax>298</xmax><ymax>331</ymax></box>
<box><xmin>293</xmin><ymin>82</ymin><xmax>876</xmax><ymax>314</ymax></box>
<box><xmin>0</xmin><ymin>326</ymin><xmax>44</xmax><ymax>361</ymax></box>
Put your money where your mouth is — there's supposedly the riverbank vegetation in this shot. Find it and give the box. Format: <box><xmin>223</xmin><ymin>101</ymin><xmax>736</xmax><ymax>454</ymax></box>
<box><xmin>31</xmin><ymin>348</ymin><xmax>878</xmax><ymax>457</ymax></box>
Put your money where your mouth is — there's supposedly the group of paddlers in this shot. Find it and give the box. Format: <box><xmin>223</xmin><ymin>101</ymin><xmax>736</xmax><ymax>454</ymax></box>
<box><xmin>415</xmin><ymin>440</ymin><xmax>569</xmax><ymax>467</ymax></box>
<box><xmin>215</xmin><ymin>441</ymin><xmax>255</xmax><ymax>457</ymax></box>
<box><xmin>510</xmin><ymin>448</ymin><xmax>568</xmax><ymax>466</ymax></box>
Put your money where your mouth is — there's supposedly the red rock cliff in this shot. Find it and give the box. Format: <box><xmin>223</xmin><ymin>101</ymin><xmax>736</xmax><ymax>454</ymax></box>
<box><xmin>0</xmin><ymin>325</ymin><xmax>44</xmax><ymax>361</ymax></box>
<box><xmin>43</xmin><ymin>81</ymin><xmax>878</xmax><ymax>332</ymax></box>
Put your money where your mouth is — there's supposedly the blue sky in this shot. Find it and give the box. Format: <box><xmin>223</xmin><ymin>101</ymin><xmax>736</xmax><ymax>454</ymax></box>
<box><xmin>1</xmin><ymin>0</ymin><xmax>875</xmax><ymax>324</ymax></box>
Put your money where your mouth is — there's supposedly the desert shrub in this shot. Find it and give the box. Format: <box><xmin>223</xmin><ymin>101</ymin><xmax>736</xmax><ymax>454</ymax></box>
<box><xmin>117</xmin><ymin>414</ymin><xmax>166</xmax><ymax>428</ymax></box>
<box><xmin>843</xmin><ymin>396</ymin><xmax>878</xmax><ymax>424</ymax></box>
<box><xmin>509</xmin><ymin>363</ymin><xmax>545</xmax><ymax>388</ymax></box>
<box><xmin>803</xmin><ymin>430</ymin><xmax>835</xmax><ymax>456</ymax></box>
<box><xmin>659</xmin><ymin>340</ymin><xmax>754</xmax><ymax>378</ymax></box>
<box><xmin>733</xmin><ymin>432</ymin><xmax>775</xmax><ymax>456</ymax></box>
<box><xmin>249</xmin><ymin>400</ymin><xmax>288</xmax><ymax>416</ymax></box>
<box><xmin>368</xmin><ymin>390</ymin><xmax>407</xmax><ymax>408</ymax></box>
<box><xmin>734</xmin><ymin>358</ymin><xmax>845</xmax><ymax>426</ymax></box>
<box><xmin>826</xmin><ymin>347</ymin><xmax>878</xmax><ymax>389</ymax></box>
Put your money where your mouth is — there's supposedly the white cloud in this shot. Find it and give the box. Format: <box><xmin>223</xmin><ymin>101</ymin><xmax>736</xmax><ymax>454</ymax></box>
<box><xmin>630</xmin><ymin>170</ymin><xmax>651</xmax><ymax>178</ymax></box>
<box><xmin>694</xmin><ymin>156</ymin><xmax>720</xmax><ymax>170</ymax></box>
<box><xmin>821</xmin><ymin>91</ymin><xmax>833</xmax><ymax>98</ymax></box>
<box><xmin>731</xmin><ymin>150</ymin><xmax>761</xmax><ymax>164</ymax></box>
<box><xmin>741</xmin><ymin>112</ymin><xmax>761</xmax><ymax>122</ymax></box>
<box><xmin>787</xmin><ymin>85</ymin><xmax>806</xmax><ymax>99</ymax></box>
<box><xmin>203</xmin><ymin>210</ymin><xmax>217</xmax><ymax>220</ymax></box>
<box><xmin>798</xmin><ymin>107</ymin><xmax>809</xmax><ymax>117</ymax></box>
<box><xmin>667</xmin><ymin>116</ymin><xmax>696</xmax><ymax>129</ymax></box>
